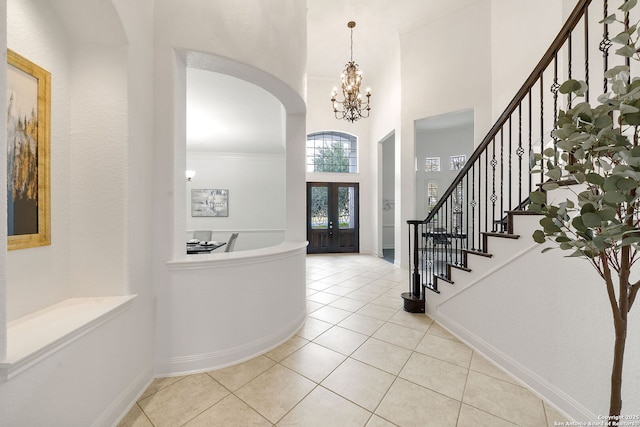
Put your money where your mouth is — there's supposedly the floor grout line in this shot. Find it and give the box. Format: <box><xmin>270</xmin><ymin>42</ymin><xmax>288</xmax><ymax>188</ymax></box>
<box><xmin>121</xmin><ymin>254</ymin><xmax>557</xmax><ymax>427</ymax></box>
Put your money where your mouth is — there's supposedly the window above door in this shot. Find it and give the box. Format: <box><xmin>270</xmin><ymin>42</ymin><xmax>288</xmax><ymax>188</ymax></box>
<box><xmin>306</xmin><ymin>131</ymin><xmax>358</xmax><ymax>173</ymax></box>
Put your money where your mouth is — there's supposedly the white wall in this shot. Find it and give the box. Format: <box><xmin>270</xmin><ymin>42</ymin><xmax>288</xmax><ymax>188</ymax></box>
<box><xmin>394</xmin><ymin>0</ymin><xmax>492</xmax><ymax>268</ymax></box>
<box><xmin>306</xmin><ymin>0</ymin><xmax>567</xmax><ymax>267</ymax></box>
<box><xmin>158</xmin><ymin>243</ymin><xmax>307</xmax><ymax>376</ymax></box>
<box><xmin>152</xmin><ymin>0</ymin><xmax>307</xmax><ymax>262</ymax></box>
<box><xmin>1</xmin><ymin>0</ymin><xmax>156</xmax><ymax>425</ymax></box>
<box><xmin>186</xmin><ymin>152</ymin><xmax>286</xmax><ymax>250</ymax></box>
<box><xmin>369</xmin><ymin>36</ymin><xmax>402</xmax><ymax>262</ymax></box>
<box><xmin>0</xmin><ymin>0</ymin><xmax>608</xmax><ymax>423</ymax></box>
<box><xmin>306</xmin><ymin>76</ymin><xmax>375</xmax><ymax>255</ymax></box>
<box><xmin>68</xmin><ymin>44</ymin><xmax>129</xmax><ymax>296</ymax></box>
<box><xmin>152</xmin><ymin>0</ymin><xmax>308</xmax><ymax>380</ymax></box>
<box><xmin>431</xmin><ymin>199</ymin><xmax>640</xmax><ymax>421</ymax></box>
<box><xmin>490</xmin><ymin>0</ymin><xmax>563</xmax><ymax>119</ymax></box>
<box><xmin>6</xmin><ymin>0</ymin><xmax>73</xmax><ymax>320</ymax></box>
<box><xmin>382</xmin><ymin>0</ymin><xmax>570</xmax><ymax>269</ymax></box>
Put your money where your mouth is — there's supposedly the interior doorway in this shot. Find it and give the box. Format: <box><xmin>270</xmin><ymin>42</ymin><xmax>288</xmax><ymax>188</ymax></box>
<box><xmin>307</xmin><ymin>182</ymin><xmax>359</xmax><ymax>253</ymax></box>
<box><xmin>414</xmin><ymin>109</ymin><xmax>474</xmax><ymax>220</ymax></box>
<box><xmin>380</xmin><ymin>133</ymin><xmax>395</xmax><ymax>263</ymax></box>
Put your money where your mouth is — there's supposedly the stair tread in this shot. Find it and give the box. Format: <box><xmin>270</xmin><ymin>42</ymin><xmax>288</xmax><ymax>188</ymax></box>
<box><xmin>482</xmin><ymin>232</ymin><xmax>520</xmax><ymax>239</ymax></box>
<box><xmin>447</xmin><ymin>263</ymin><xmax>471</xmax><ymax>272</ymax></box>
<box><xmin>424</xmin><ymin>283</ymin><xmax>440</xmax><ymax>294</ymax></box>
<box><xmin>434</xmin><ymin>273</ymin><xmax>454</xmax><ymax>284</ymax></box>
<box><xmin>464</xmin><ymin>249</ymin><xmax>493</xmax><ymax>258</ymax></box>
<box><xmin>536</xmin><ymin>178</ymin><xmax>579</xmax><ymax>187</ymax></box>
<box><xmin>506</xmin><ymin>210</ymin><xmax>541</xmax><ymax>216</ymax></box>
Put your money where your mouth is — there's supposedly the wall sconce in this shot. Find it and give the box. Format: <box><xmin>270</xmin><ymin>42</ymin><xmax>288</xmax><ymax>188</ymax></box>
<box><xmin>185</xmin><ymin>170</ymin><xmax>196</xmax><ymax>182</ymax></box>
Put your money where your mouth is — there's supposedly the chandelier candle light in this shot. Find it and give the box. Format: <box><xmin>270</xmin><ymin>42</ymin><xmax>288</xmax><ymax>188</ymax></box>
<box><xmin>331</xmin><ymin>21</ymin><xmax>371</xmax><ymax>122</ymax></box>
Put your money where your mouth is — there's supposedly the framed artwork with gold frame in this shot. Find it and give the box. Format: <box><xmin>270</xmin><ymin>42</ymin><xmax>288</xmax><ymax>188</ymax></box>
<box><xmin>6</xmin><ymin>49</ymin><xmax>51</xmax><ymax>250</ymax></box>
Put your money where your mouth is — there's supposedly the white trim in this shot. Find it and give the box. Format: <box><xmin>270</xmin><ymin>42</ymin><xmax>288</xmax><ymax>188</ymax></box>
<box><xmin>186</xmin><ymin>151</ymin><xmax>286</xmax><ymax>159</ymax></box>
<box><xmin>0</xmin><ymin>295</ymin><xmax>137</xmax><ymax>381</ymax></box>
<box><xmin>154</xmin><ymin>308</ymin><xmax>306</xmax><ymax>377</ymax></box>
<box><xmin>187</xmin><ymin>228</ymin><xmax>285</xmax><ymax>234</ymax></box>
<box><xmin>434</xmin><ymin>313</ymin><xmax>593</xmax><ymax>422</ymax></box>
<box><xmin>166</xmin><ymin>241</ymin><xmax>307</xmax><ymax>271</ymax></box>
<box><xmin>95</xmin><ymin>360</ymin><xmax>154</xmax><ymax>427</ymax></box>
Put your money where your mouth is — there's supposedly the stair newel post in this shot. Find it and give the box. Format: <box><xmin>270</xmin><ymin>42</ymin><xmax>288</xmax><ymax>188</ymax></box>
<box><xmin>402</xmin><ymin>220</ymin><xmax>426</xmax><ymax>313</ymax></box>
<box><xmin>411</xmin><ymin>221</ymin><xmax>421</xmax><ymax>295</ymax></box>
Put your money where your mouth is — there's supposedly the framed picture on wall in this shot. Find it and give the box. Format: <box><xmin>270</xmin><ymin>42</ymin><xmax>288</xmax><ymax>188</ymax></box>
<box><xmin>191</xmin><ymin>189</ymin><xmax>229</xmax><ymax>217</ymax></box>
<box><xmin>6</xmin><ymin>49</ymin><xmax>51</xmax><ymax>250</ymax></box>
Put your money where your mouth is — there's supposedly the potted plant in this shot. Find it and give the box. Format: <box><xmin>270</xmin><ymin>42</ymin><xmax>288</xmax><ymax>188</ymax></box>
<box><xmin>529</xmin><ymin>1</ymin><xmax>640</xmax><ymax>424</ymax></box>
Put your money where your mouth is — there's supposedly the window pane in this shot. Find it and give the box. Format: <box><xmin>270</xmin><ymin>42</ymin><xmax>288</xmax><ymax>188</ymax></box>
<box><xmin>311</xmin><ymin>186</ymin><xmax>328</xmax><ymax>229</ymax></box>
<box><xmin>427</xmin><ymin>182</ymin><xmax>438</xmax><ymax>212</ymax></box>
<box><xmin>425</xmin><ymin>157</ymin><xmax>440</xmax><ymax>172</ymax></box>
<box><xmin>307</xmin><ymin>131</ymin><xmax>357</xmax><ymax>173</ymax></box>
<box><xmin>337</xmin><ymin>186</ymin><xmax>355</xmax><ymax>229</ymax></box>
<box><xmin>450</xmin><ymin>155</ymin><xmax>466</xmax><ymax>170</ymax></box>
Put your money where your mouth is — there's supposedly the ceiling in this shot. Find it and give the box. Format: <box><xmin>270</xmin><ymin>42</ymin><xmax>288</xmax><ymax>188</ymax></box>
<box><xmin>187</xmin><ymin>0</ymin><xmax>475</xmax><ymax>153</ymax></box>
<box><xmin>306</xmin><ymin>0</ymin><xmax>475</xmax><ymax>81</ymax></box>
<box><xmin>186</xmin><ymin>69</ymin><xmax>286</xmax><ymax>154</ymax></box>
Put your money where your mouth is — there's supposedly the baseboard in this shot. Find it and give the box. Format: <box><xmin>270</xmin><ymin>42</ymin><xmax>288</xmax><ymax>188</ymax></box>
<box><xmin>154</xmin><ymin>308</ymin><xmax>306</xmax><ymax>377</ymax></box>
<box><xmin>94</xmin><ymin>359</ymin><xmax>154</xmax><ymax>427</ymax></box>
<box><xmin>434</xmin><ymin>312</ymin><xmax>597</xmax><ymax>423</ymax></box>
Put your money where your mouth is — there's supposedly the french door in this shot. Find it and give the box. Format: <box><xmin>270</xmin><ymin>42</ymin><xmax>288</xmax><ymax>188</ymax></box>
<box><xmin>307</xmin><ymin>182</ymin><xmax>359</xmax><ymax>253</ymax></box>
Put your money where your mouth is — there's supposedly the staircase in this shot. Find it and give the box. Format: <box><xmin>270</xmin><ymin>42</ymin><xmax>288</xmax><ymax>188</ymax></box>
<box><xmin>406</xmin><ymin>0</ymin><xmax>603</xmax><ymax>304</ymax></box>
<box><xmin>404</xmin><ymin>0</ymin><xmax>640</xmax><ymax>421</ymax></box>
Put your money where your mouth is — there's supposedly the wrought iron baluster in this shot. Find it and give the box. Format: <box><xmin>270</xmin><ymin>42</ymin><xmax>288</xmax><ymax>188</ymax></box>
<box><xmin>438</xmin><ymin>207</ymin><xmax>445</xmax><ymax>278</ymax></box>
<box><xmin>507</xmin><ymin>117</ymin><xmax>512</xmax><ymax>225</ymax></box>
<box><xmin>471</xmin><ymin>163</ymin><xmax>476</xmax><ymax>251</ymax></box>
<box><xmin>420</xmin><ymin>221</ymin><xmax>427</xmax><ymax>289</ymax></box>
<box><xmin>552</xmin><ymin>53</ymin><xmax>560</xmax><ymax>164</ymax></box>
<box><xmin>510</xmin><ymin>116</ymin><xmax>513</xmax><ymax>222</ymax></box>
<box><xmin>584</xmin><ymin>8</ymin><xmax>590</xmax><ymax>103</ymax></box>
<box><xmin>528</xmin><ymin>89</ymin><xmax>533</xmax><ymax>194</ymax></box>
<box><xmin>411</xmin><ymin>0</ymin><xmax>594</xmax><ymax>296</ymax></box>
<box><xmin>445</xmin><ymin>198</ymin><xmax>450</xmax><ymax>267</ymax></box>
<box><xmin>540</xmin><ymin>74</ymin><xmax>546</xmax><ymax>181</ymax></box>
<box><xmin>491</xmin><ymin>138</ymin><xmax>497</xmax><ymax>232</ymax></box>
<box><xmin>517</xmin><ymin>102</ymin><xmax>524</xmax><ymax>209</ymax></box>
<box><xmin>484</xmin><ymin>150</ymin><xmax>489</xmax><ymax>249</ymax></box>
<box><xmin>600</xmin><ymin>0</ymin><xmax>611</xmax><ymax>94</ymax></box>
<box><xmin>465</xmin><ymin>172</ymin><xmax>470</xmax><ymax>261</ymax></box>
<box><xmin>425</xmin><ymin>221</ymin><xmax>438</xmax><ymax>290</ymax></box>
<box><xmin>568</xmin><ymin>33</ymin><xmax>574</xmax><ymax>109</ymax></box>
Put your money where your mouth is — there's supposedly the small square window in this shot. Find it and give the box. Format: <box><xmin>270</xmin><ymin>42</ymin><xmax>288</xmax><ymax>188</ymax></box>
<box><xmin>425</xmin><ymin>157</ymin><xmax>440</xmax><ymax>172</ymax></box>
<box><xmin>450</xmin><ymin>155</ymin><xmax>466</xmax><ymax>171</ymax></box>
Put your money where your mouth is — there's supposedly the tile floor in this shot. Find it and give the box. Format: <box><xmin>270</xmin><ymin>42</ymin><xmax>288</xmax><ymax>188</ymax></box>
<box><xmin>119</xmin><ymin>253</ymin><xmax>569</xmax><ymax>427</ymax></box>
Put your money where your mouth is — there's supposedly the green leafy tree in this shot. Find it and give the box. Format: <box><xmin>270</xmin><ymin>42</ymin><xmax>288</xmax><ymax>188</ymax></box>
<box><xmin>313</xmin><ymin>141</ymin><xmax>350</xmax><ymax>173</ymax></box>
<box><xmin>529</xmin><ymin>2</ymin><xmax>640</xmax><ymax>422</ymax></box>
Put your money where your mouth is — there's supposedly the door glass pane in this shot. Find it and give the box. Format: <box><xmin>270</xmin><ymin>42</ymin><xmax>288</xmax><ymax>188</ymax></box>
<box><xmin>338</xmin><ymin>186</ymin><xmax>355</xmax><ymax>229</ymax></box>
<box><xmin>311</xmin><ymin>186</ymin><xmax>328</xmax><ymax>229</ymax></box>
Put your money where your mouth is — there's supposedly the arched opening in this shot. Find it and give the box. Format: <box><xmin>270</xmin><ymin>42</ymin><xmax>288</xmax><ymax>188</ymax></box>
<box><xmin>156</xmin><ymin>51</ymin><xmax>307</xmax><ymax>375</ymax></box>
<box><xmin>185</xmin><ymin>69</ymin><xmax>287</xmax><ymax>252</ymax></box>
<box><xmin>171</xmin><ymin>50</ymin><xmax>307</xmax><ymax>258</ymax></box>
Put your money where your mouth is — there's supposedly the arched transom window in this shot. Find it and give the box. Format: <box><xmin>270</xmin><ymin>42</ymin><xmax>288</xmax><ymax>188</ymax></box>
<box><xmin>306</xmin><ymin>131</ymin><xmax>357</xmax><ymax>173</ymax></box>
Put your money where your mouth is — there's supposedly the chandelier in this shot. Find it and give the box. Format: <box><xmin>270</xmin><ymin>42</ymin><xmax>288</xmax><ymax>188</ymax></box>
<box><xmin>331</xmin><ymin>21</ymin><xmax>371</xmax><ymax>122</ymax></box>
